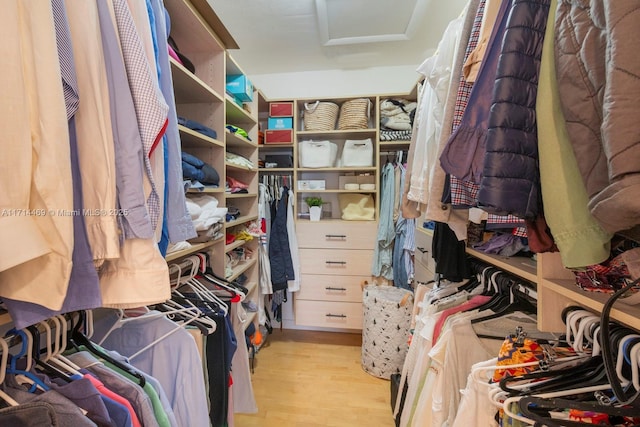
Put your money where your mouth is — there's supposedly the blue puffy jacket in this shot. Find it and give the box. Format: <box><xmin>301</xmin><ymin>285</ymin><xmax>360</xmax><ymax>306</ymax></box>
<box><xmin>477</xmin><ymin>0</ymin><xmax>551</xmax><ymax>219</ymax></box>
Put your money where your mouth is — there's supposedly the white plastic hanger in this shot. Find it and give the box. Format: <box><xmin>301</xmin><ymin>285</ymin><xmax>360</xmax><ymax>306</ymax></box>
<box><xmin>629</xmin><ymin>341</ymin><xmax>640</xmax><ymax>390</ymax></box>
<box><xmin>0</xmin><ymin>337</ymin><xmax>19</xmax><ymax>406</ymax></box>
<box><xmin>128</xmin><ymin>307</ymin><xmax>202</xmax><ymax>361</ymax></box>
<box><xmin>49</xmin><ymin>315</ymin><xmax>84</xmax><ymax>373</ymax></box>
<box><xmin>616</xmin><ymin>334</ymin><xmax>640</xmax><ymax>384</ymax></box>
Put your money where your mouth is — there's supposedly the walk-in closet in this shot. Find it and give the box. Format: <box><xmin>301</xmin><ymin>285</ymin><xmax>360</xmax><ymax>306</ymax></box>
<box><xmin>2</xmin><ymin>0</ymin><xmax>640</xmax><ymax>426</ymax></box>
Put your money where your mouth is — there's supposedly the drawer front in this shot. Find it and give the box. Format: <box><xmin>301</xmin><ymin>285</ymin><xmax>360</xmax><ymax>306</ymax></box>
<box><xmin>295</xmin><ymin>300</ymin><xmax>362</xmax><ymax>330</ymax></box>
<box><xmin>297</xmin><ymin>274</ymin><xmax>369</xmax><ymax>303</ymax></box>
<box><xmin>299</xmin><ymin>248</ymin><xmax>372</xmax><ymax>276</ymax></box>
<box><xmin>414</xmin><ymin>258</ymin><xmax>435</xmax><ymax>283</ymax></box>
<box><xmin>415</xmin><ymin>228</ymin><xmax>436</xmax><ymax>273</ymax></box>
<box><xmin>296</xmin><ymin>221</ymin><xmax>377</xmax><ymax>250</ymax></box>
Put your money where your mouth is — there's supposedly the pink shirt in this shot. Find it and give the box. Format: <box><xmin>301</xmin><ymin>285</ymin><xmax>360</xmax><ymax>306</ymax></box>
<box><xmin>432</xmin><ymin>295</ymin><xmax>492</xmax><ymax>344</ymax></box>
<box><xmin>84</xmin><ymin>373</ymin><xmax>142</xmax><ymax>427</ymax></box>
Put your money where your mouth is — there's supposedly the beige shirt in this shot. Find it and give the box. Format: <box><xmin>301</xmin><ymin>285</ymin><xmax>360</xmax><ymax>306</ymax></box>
<box><xmin>66</xmin><ymin>0</ymin><xmax>120</xmax><ymax>263</ymax></box>
<box><xmin>462</xmin><ymin>0</ymin><xmax>502</xmax><ymax>83</ymax></box>
<box><xmin>0</xmin><ymin>1</ymin><xmax>74</xmax><ymax>309</ymax></box>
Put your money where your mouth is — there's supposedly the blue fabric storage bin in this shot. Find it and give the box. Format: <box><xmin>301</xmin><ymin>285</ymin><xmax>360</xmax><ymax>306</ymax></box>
<box><xmin>226</xmin><ymin>74</ymin><xmax>254</xmax><ymax>102</ymax></box>
<box><xmin>267</xmin><ymin>117</ymin><xmax>293</xmax><ymax>129</ymax></box>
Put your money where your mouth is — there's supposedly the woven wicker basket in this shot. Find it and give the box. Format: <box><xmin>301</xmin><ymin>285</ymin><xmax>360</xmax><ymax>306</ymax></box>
<box><xmin>303</xmin><ymin>101</ymin><xmax>339</xmax><ymax>131</ymax></box>
<box><xmin>361</xmin><ymin>285</ymin><xmax>413</xmax><ymax>379</ymax></box>
<box><xmin>338</xmin><ymin>98</ymin><xmax>371</xmax><ymax>130</ymax></box>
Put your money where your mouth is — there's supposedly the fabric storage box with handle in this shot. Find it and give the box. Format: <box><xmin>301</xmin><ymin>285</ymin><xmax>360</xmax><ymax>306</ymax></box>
<box><xmin>341</xmin><ymin>138</ymin><xmax>373</xmax><ymax>167</ymax></box>
<box><xmin>267</xmin><ymin>117</ymin><xmax>293</xmax><ymax>129</ymax></box>
<box><xmin>361</xmin><ymin>285</ymin><xmax>413</xmax><ymax>379</ymax></box>
<box><xmin>338</xmin><ymin>98</ymin><xmax>371</xmax><ymax>130</ymax></box>
<box><xmin>298</xmin><ymin>140</ymin><xmax>338</xmax><ymax>168</ymax></box>
<box><xmin>265</xmin><ymin>129</ymin><xmax>293</xmax><ymax>144</ymax></box>
<box><xmin>269</xmin><ymin>102</ymin><xmax>294</xmax><ymax>117</ymax></box>
<box><xmin>303</xmin><ymin>101</ymin><xmax>339</xmax><ymax>131</ymax></box>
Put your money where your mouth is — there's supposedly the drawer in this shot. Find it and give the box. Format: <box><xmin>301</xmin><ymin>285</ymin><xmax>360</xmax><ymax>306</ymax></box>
<box><xmin>299</xmin><ymin>248</ymin><xmax>372</xmax><ymax>276</ymax></box>
<box><xmin>295</xmin><ymin>300</ymin><xmax>362</xmax><ymax>330</ymax></box>
<box><xmin>296</xmin><ymin>274</ymin><xmax>369</xmax><ymax>303</ymax></box>
<box><xmin>414</xmin><ymin>258</ymin><xmax>435</xmax><ymax>283</ymax></box>
<box><xmin>296</xmin><ymin>221</ymin><xmax>377</xmax><ymax>250</ymax></box>
<box><xmin>415</xmin><ymin>228</ymin><xmax>436</xmax><ymax>273</ymax></box>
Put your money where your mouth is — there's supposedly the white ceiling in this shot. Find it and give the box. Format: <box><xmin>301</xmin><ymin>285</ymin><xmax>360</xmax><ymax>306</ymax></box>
<box><xmin>207</xmin><ymin>0</ymin><xmax>468</xmax><ymax>76</ymax></box>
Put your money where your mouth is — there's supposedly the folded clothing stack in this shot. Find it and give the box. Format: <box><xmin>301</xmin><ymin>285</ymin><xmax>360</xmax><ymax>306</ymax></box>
<box><xmin>185</xmin><ymin>195</ymin><xmax>227</xmax><ymax>239</ymax></box>
<box><xmin>226</xmin><ymin>152</ymin><xmax>255</xmax><ymax>170</ymax></box>
<box><xmin>182</xmin><ymin>152</ymin><xmax>219</xmax><ymax>186</ymax></box>
<box><xmin>379</xmin><ymin>99</ymin><xmax>417</xmax><ymax>134</ymax></box>
<box><xmin>178</xmin><ymin>116</ymin><xmax>217</xmax><ymax>139</ymax></box>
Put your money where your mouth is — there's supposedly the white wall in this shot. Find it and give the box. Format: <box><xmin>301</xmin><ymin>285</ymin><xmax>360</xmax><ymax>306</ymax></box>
<box><xmin>250</xmin><ymin>64</ymin><xmax>422</xmax><ymax>100</ymax></box>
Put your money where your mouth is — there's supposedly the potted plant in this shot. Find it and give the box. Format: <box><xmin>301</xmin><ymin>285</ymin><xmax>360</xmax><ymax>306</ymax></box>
<box><xmin>305</xmin><ymin>197</ymin><xmax>324</xmax><ymax>221</ymax></box>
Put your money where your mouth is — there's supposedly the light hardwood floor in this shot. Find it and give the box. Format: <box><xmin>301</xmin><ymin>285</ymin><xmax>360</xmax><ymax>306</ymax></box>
<box><xmin>235</xmin><ymin>329</ymin><xmax>395</xmax><ymax>427</ymax></box>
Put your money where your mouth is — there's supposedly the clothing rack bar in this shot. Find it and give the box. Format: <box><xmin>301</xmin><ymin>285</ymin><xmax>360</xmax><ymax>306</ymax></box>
<box><xmin>379</xmin><ymin>150</ymin><xmax>408</xmax><ymax>156</ymax></box>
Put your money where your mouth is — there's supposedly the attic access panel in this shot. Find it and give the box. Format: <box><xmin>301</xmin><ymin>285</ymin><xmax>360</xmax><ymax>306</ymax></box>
<box><xmin>315</xmin><ymin>0</ymin><xmax>427</xmax><ymax>46</ymax></box>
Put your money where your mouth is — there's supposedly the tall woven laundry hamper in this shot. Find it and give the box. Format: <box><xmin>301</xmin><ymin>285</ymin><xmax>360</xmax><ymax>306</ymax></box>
<box><xmin>361</xmin><ymin>285</ymin><xmax>413</xmax><ymax>379</ymax></box>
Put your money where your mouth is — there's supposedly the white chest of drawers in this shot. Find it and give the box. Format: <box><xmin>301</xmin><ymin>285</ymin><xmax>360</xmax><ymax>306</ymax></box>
<box><xmin>294</xmin><ymin>221</ymin><xmax>376</xmax><ymax>330</ymax></box>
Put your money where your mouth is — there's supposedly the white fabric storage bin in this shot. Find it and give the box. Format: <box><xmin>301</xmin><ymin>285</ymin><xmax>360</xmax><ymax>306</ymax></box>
<box><xmin>298</xmin><ymin>140</ymin><xmax>338</xmax><ymax>168</ymax></box>
<box><xmin>361</xmin><ymin>285</ymin><xmax>413</xmax><ymax>379</ymax></box>
<box><xmin>341</xmin><ymin>138</ymin><xmax>373</xmax><ymax>167</ymax></box>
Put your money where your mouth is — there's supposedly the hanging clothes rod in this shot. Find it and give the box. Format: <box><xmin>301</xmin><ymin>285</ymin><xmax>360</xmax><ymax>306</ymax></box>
<box><xmin>379</xmin><ymin>150</ymin><xmax>408</xmax><ymax>156</ymax></box>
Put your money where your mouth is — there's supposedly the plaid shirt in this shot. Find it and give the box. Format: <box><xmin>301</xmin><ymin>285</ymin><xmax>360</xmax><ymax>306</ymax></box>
<box><xmin>449</xmin><ymin>0</ymin><xmax>485</xmax><ymax>208</ymax></box>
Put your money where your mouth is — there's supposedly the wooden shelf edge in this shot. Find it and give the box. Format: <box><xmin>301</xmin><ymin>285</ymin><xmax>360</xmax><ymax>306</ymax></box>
<box><xmin>225</xmin><ymin>239</ymin><xmax>247</xmax><ymax>253</ymax></box>
<box><xmin>0</xmin><ymin>312</ymin><xmax>12</xmax><ymax>327</ymax></box>
<box><xmin>179</xmin><ymin>125</ymin><xmax>224</xmax><ymax>148</ymax></box>
<box><xmin>227</xmin><ymin>258</ymin><xmax>257</xmax><ymax>282</ymax></box>
<box><xmin>225</xmin><ymin>162</ymin><xmax>258</xmax><ymax>172</ymax></box>
<box><xmin>225</xmin><ymin>130</ymin><xmax>258</xmax><ymax>148</ymax></box>
<box><xmin>165</xmin><ymin>239</ymin><xmax>221</xmax><ymax>262</ymax></box>
<box><xmin>540</xmin><ymin>278</ymin><xmax>640</xmax><ymax>330</ymax></box>
<box><xmin>296</xmin><ymin>189</ymin><xmax>377</xmax><ymax>194</ymax></box>
<box><xmin>225</xmin><ymin>214</ymin><xmax>259</xmax><ymax>228</ymax></box>
<box><xmin>170</xmin><ymin>57</ymin><xmax>223</xmax><ymax>102</ymax></box>
<box><xmin>245</xmin><ymin>281</ymin><xmax>258</xmax><ymax>295</ymax></box>
<box><xmin>187</xmin><ymin>188</ymin><xmax>223</xmax><ymax>194</ymax></box>
<box><xmin>225</xmin><ymin>95</ymin><xmax>258</xmax><ymax>124</ymax></box>
<box><xmin>225</xmin><ymin>193</ymin><xmax>258</xmax><ymax>199</ymax></box>
<box><xmin>466</xmin><ymin>248</ymin><xmax>538</xmax><ymax>283</ymax></box>
<box><xmin>244</xmin><ymin>311</ymin><xmax>258</xmax><ymax>330</ymax></box>
<box><xmin>297</xmin><ymin>167</ymin><xmax>377</xmax><ymax>172</ymax></box>
<box><xmin>259</xmin><ymin>168</ymin><xmax>294</xmax><ymax>173</ymax></box>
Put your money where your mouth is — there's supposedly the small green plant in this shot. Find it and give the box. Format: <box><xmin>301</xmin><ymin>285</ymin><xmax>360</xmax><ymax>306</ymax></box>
<box><xmin>305</xmin><ymin>197</ymin><xmax>325</xmax><ymax>207</ymax></box>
